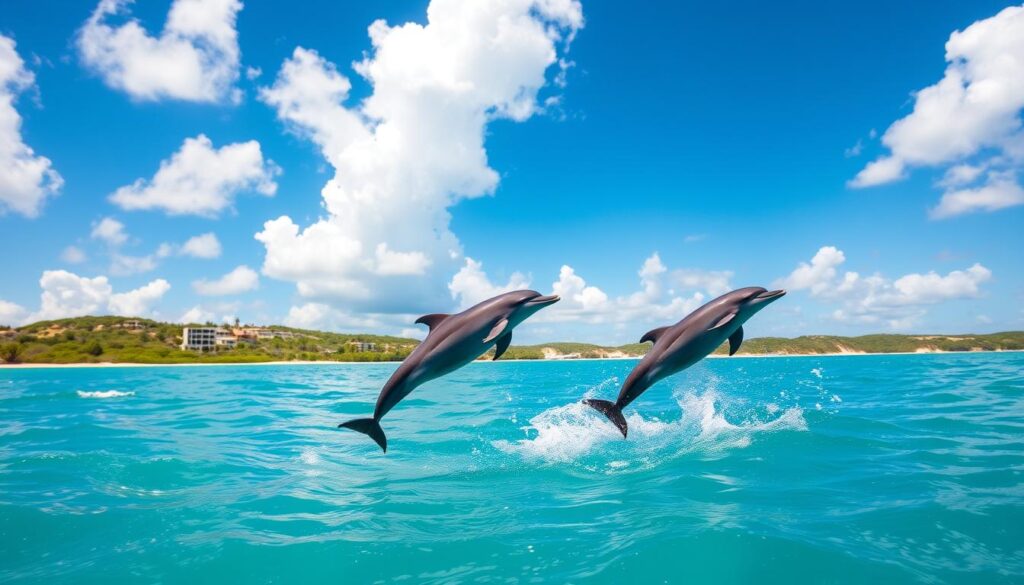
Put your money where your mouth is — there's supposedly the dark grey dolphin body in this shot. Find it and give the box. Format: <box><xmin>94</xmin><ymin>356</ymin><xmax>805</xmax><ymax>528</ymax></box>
<box><xmin>340</xmin><ymin>290</ymin><xmax>559</xmax><ymax>452</ymax></box>
<box><xmin>584</xmin><ymin>287</ymin><xmax>786</xmax><ymax>437</ymax></box>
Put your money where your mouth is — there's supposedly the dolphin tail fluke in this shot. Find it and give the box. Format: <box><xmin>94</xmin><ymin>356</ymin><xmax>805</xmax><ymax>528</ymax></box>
<box><xmin>583</xmin><ymin>399</ymin><xmax>628</xmax><ymax>438</ymax></box>
<box><xmin>338</xmin><ymin>418</ymin><xmax>388</xmax><ymax>452</ymax></box>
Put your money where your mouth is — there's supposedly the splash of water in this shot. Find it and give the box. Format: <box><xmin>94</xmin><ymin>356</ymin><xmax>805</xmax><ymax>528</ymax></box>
<box><xmin>493</xmin><ymin>386</ymin><xmax>806</xmax><ymax>465</ymax></box>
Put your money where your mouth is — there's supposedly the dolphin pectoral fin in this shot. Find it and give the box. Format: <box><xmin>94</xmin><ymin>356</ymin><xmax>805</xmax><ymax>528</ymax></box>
<box><xmin>583</xmin><ymin>399</ymin><xmax>628</xmax><ymax>438</ymax></box>
<box><xmin>483</xmin><ymin>318</ymin><xmax>509</xmax><ymax>343</ymax></box>
<box><xmin>493</xmin><ymin>332</ymin><xmax>512</xmax><ymax>360</ymax></box>
<box><xmin>415</xmin><ymin>313</ymin><xmax>450</xmax><ymax>331</ymax></box>
<box><xmin>710</xmin><ymin>312</ymin><xmax>736</xmax><ymax>330</ymax></box>
<box><xmin>728</xmin><ymin>326</ymin><xmax>744</xmax><ymax>356</ymax></box>
<box><xmin>338</xmin><ymin>418</ymin><xmax>388</xmax><ymax>453</ymax></box>
<box><xmin>640</xmin><ymin>326</ymin><xmax>669</xmax><ymax>344</ymax></box>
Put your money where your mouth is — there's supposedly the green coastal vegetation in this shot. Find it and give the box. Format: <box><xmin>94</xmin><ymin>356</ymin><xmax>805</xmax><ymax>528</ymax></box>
<box><xmin>0</xmin><ymin>316</ymin><xmax>416</xmax><ymax>364</ymax></box>
<box><xmin>1</xmin><ymin>316</ymin><xmax>1022</xmax><ymax>365</ymax></box>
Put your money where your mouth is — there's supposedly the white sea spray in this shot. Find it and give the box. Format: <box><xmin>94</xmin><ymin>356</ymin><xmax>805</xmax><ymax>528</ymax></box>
<box><xmin>77</xmin><ymin>390</ymin><xmax>134</xmax><ymax>398</ymax></box>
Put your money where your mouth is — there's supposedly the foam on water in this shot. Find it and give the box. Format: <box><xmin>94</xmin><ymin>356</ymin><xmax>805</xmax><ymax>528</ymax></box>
<box><xmin>76</xmin><ymin>389</ymin><xmax>135</xmax><ymax>399</ymax></box>
<box><xmin>493</xmin><ymin>387</ymin><xmax>806</xmax><ymax>464</ymax></box>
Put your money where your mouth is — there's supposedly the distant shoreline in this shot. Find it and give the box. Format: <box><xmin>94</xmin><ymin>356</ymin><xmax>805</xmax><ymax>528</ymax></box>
<box><xmin>2</xmin><ymin>348</ymin><xmax>1022</xmax><ymax>369</ymax></box>
<box><xmin>5</xmin><ymin>318</ymin><xmax>1019</xmax><ymax>366</ymax></box>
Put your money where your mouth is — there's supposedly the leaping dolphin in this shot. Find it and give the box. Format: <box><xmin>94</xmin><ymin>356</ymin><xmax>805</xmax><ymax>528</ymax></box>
<box><xmin>584</xmin><ymin>287</ymin><xmax>786</xmax><ymax>437</ymax></box>
<box><xmin>339</xmin><ymin>290</ymin><xmax>560</xmax><ymax>452</ymax></box>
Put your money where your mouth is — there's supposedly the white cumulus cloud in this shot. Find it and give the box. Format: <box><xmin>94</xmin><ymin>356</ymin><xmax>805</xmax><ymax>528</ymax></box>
<box><xmin>886</xmin><ymin>264</ymin><xmax>991</xmax><ymax>305</ymax></box>
<box><xmin>108</xmin><ymin>278</ymin><xmax>171</xmax><ymax>315</ymax></box>
<box><xmin>672</xmin><ymin>268</ymin><xmax>734</xmax><ymax>297</ymax></box>
<box><xmin>109</xmin><ymin>134</ymin><xmax>278</xmax><ymax>216</ymax></box>
<box><xmin>284</xmin><ymin>302</ymin><xmax>382</xmax><ymax>331</ymax></box>
<box><xmin>850</xmin><ymin>4</ymin><xmax>1024</xmax><ymax>218</ymax></box>
<box><xmin>87</xmin><ymin>218</ymin><xmax>163</xmax><ymax>275</ymax></box>
<box><xmin>0</xmin><ymin>299</ymin><xmax>28</xmax><ymax>326</ymax></box>
<box><xmin>35</xmin><ymin>271</ymin><xmax>113</xmax><ymax>319</ymax></box>
<box><xmin>938</xmin><ymin>163</ymin><xmax>987</xmax><ymax>188</ymax></box>
<box><xmin>192</xmin><ymin>264</ymin><xmax>258</xmax><ymax>296</ymax></box>
<box><xmin>180</xmin><ymin>232</ymin><xmax>222</xmax><ymax>258</ymax></box>
<box><xmin>551</xmin><ymin>265</ymin><xmax>609</xmax><ymax>313</ymax></box>
<box><xmin>178</xmin><ymin>305</ymin><xmax>214</xmax><ymax>324</ymax></box>
<box><xmin>90</xmin><ymin>216</ymin><xmax>129</xmax><ymax>245</ymax></box>
<box><xmin>24</xmin><ymin>270</ymin><xmax>170</xmax><ymax>321</ymax></box>
<box><xmin>778</xmin><ymin>246</ymin><xmax>992</xmax><ymax>329</ymax></box>
<box><xmin>449</xmin><ymin>253</ymin><xmax>709</xmax><ymax>332</ymax></box>
<box><xmin>158</xmin><ymin>232</ymin><xmax>222</xmax><ymax>259</ymax></box>
<box><xmin>448</xmin><ymin>257</ymin><xmax>531</xmax><ymax>310</ymax></box>
<box><xmin>850</xmin><ymin>156</ymin><xmax>905</xmax><ymax>188</ymax></box>
<box><xmin>176</xmin><ymin>301</ymin><xmax>241</xmax><ymax>325</ymax></box>
<box><xmin>77</xmin><ymin>0</ymin><xmax>243</xmax><ymax>103</ymax></box>
<box><xmin>373</xmin><ymin>243</ymin><xmax>431</xmax><ymax>276</ymax></box>
<box><xmin>255</xmin><ymin>0</ymin><xmax>583</xmax><ymax>314</ymax></box>
<box><xmin>776</xmin><ymin>246</ymin><xmax>846</xmax><ymax>295</ymax></box>
<box><xmin>60</xmin><ymin>246</ymin><xmax>88</xmax><ymax>264</ymax></box>
<box><xmin>0</xmin><ymin>35</ymin><xmax>62</xmax><ymax>218</ymax></box>
<box><xmin>930</xmin><ymin>171</ymin><xmax>1024</xmax><ymax>218</ymax></box>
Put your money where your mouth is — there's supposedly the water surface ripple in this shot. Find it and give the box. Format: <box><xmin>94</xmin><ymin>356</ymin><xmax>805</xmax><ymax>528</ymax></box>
<box><xmin>1</xmin><ymin>353</ymin><xmax>1022</xmax><ymax>583</ymax></box>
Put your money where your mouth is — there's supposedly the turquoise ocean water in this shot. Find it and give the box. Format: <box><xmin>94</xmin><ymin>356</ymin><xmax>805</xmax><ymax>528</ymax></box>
<box><xmin>1</xmin><ymin>353</ymin><xmax>1022</xmax><ymax>584</ymax></box>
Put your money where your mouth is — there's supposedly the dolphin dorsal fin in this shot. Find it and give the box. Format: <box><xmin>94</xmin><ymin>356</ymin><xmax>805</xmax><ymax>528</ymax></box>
<box><xmin>728</xmin><ymin>326</ymin><xmax>744</xmax><ymax>356</ymax></box>
<box><xmin>415</xmin><ymin>313</ymin><xmax>450</xmax><ymax>331</ymax></box>
<box><xmin>483</xmin><ymin>318</ymin><xmax>509</xmax><ymax>343</ymax></box>
<box><xmin>640</xmin><ymin>326</ymin><xmax>669</xmax><ymax>344</ymax></box>
<box><xmin>493</xmin><ymin>332</ymin><xmax>512</xmax><ymax>360</ymax></box>
<box><xmin>710</xmin><ymin>312</ymin><xmax>736</xmax><ymax>330</ymax></box>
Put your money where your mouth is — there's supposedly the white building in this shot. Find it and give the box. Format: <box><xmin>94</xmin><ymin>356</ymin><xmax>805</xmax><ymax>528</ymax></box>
<box><xmin>181</xmin><ymin>325</ymin><xmax>299</xmax><ymax>350</ymax></box>
<box><xmin>181</xmin><ymin>327</ymin><xmax>217</xmax><ymax>351</ymax></box>
<box><xmin>237</xmin><ymin>327</ymin><xmax>294</xmax><ymax>340</ymax></box>
<box><xmin>215</xmin><ymin>329</ymin><xmax>237</xmax><ymax>348</ymax></box>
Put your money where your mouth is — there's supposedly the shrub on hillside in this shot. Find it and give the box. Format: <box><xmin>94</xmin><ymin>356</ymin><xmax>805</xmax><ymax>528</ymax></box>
<box><xmin>1</xmin><ymin>343</ymin><xmax>23</xmax><ymax>364</ymax></box>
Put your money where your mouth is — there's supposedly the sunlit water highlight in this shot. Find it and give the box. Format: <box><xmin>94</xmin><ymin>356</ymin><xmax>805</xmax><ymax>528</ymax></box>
<box><xmin>1</xmin><ymin>353</ymin><xmax>1022</xmax><ymax>583</ymax></box>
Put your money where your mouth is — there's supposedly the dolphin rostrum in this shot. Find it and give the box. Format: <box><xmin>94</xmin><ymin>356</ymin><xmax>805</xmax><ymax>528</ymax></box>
<box><xmin>584</xmin><ymin>287</ymin><xmax>786</xmax><ymax>437</ymax></box>
<box><xmin>339</xmin><ymin>290</ymin><xmax>560</xmax><ymax>452</ymax></box>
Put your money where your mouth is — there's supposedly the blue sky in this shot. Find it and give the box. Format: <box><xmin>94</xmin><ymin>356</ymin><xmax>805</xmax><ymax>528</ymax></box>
<box><xmin>1</xmin><ymin>0</ymin><xmax>1022</xmax><ymax>344</ymax></box>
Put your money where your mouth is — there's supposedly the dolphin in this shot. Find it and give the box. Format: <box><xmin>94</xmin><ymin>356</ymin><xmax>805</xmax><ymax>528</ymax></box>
<box><xmin>339</xmin><ymin>290</ymin><xmax>560</xmax><ymax>452</ymax></box>
<box><xmin>583</xmin><ymin>287</ymin><xmax>786</xmax><ymax>437</ymax></box>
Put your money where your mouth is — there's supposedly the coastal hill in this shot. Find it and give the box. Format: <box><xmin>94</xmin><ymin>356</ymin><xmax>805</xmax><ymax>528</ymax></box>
<box><xmin>0</xmin><ymin>316</ymin><xmax>417</xmax><ymax>364</ymax></box>
<box><xmin>1</xmin><ymin>316</ymin><xmax>1022</xmax><ymax>365</ymax></box>
<box><xmin>500</xmin><ymin>332</ymin><xmax>1024</xmax><ymax>359</ymax></box>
